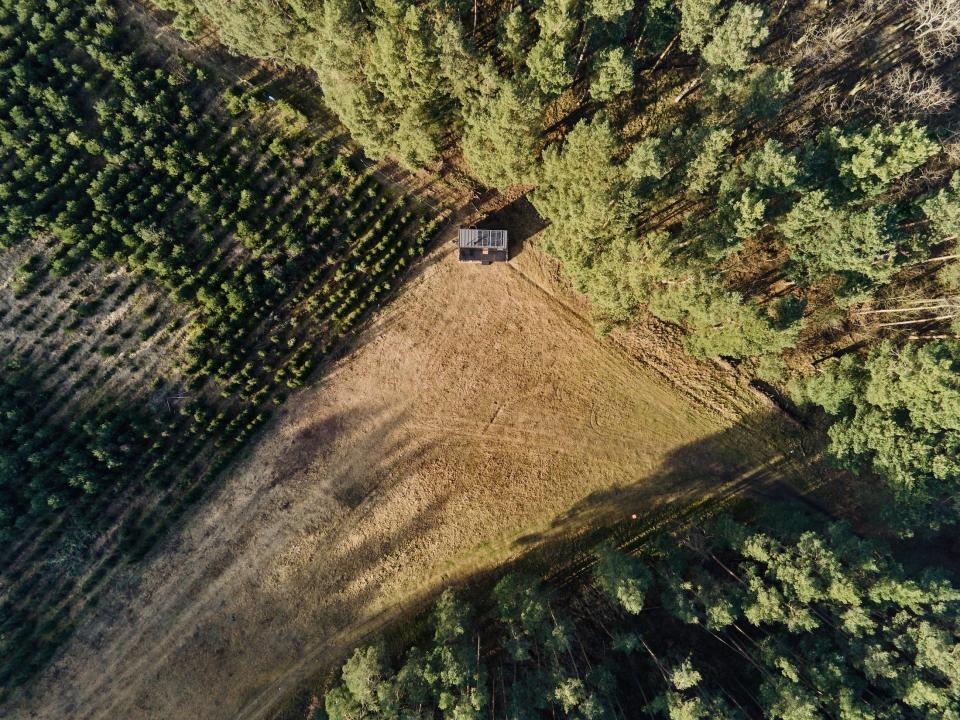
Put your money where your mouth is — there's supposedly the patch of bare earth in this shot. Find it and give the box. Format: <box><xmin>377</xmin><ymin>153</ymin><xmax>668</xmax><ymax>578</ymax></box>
<box><xmin>8</xmin><ymin>222</ymin><xmax>812</xmax><ymax>720</ymax></box>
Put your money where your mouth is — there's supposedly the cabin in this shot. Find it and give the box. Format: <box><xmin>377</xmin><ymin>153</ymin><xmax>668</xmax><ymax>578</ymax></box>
<box><xmin>458</xmin><ymin>228</ymin><xmax>508</xmax><ymax>264</ymax></box>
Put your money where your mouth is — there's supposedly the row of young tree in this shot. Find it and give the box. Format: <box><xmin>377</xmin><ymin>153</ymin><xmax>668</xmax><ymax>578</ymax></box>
<box><xmin>0</xmin><ymin>0</ymin><xmax>435</xmax><ymax>695</ymax></box>
<box><xmin>150</xmin><ymin>0</ymin><xmax>960</xmax><ymax>534</ymax></box>
<box><xmin>319</xmin><ymin>505</ymin><xmax>959</xmax><ymax>719</ymax></box>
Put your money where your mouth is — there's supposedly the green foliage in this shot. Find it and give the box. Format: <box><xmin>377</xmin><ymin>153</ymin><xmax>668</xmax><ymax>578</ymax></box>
<box><xmin>685</xmin><ymin>127</ymin><xmax>733</xmax><ymax>195</ymax></box>
<box><xmin>500</xmin><ymin>5</ymin><xmax>534</xmax><ymax>69</ymax></box>
<box><xmin>649</xmin><ymin>276</ymin><xmax>798</xmax><ymax>360</ymax></box>
<box><xmin>164</xmin><ymin>0</ymin><xmax>316</xmax><ymax>61</ymax></box>
<box><xmin>701</xmin><ymin>2</ymin><xmax>768</xmax><ymax>72</ymax></box>
<box><xmin>588</xmin><ymin>0</ymin><xmax>634</xmax><ymax>23</ymax></box>
<box><xmin>738</xmin><ymin>65</ymin><xmax>793</xmax><ymax>122</ymax></box>
<box><xmin>366</xmin><ymin>5</ymin><xmax>447</xmax><ymax>166</ymax></box>
<box><xmin>779</xmin><ymin>191</ymin><xmax>902</xmax><ymax>289</ymax></box>
<box><xmin>639</xmin><ymin>0</ymin><xmax>681</xmax><ymax>54</ymax></box>
<box><xmin>626</xmin><ymin>137</ymin><xmax>667</xmax><ymax>182</ymax></box>
<box><xmin>832</xmin><ymin>122</ymin><xmax>938</xmax><ymax>197</ymax></box>
<box><xmin>527</xmin><ymin>38</ymin><xmax>574</xmax><ymax>98</ymax></box>
<box><xmin>590</xmin><ymin>47</ymin><xmax>634</xmax><ymax>102</ymax></box>
<box><xmin>527</xmin><ymin>0</ymin><xmax>578</xmax><ymax>97</ymax></box>
<box><xmin>594</xmin><ymin>541</ymin><xmax>651</xmax><ymax>613</ymax></box>
<box><xmin>0</xmin><ymin>0</ymin><xmax>431</xmax><ymax>692</ymax></box>
<box><xmin>577</xmin><ymin>231</ymin><xmax>676</xmax><ymax>328</ymax></box>
<box><xmin>922</xmin><ymin>170</ymin><xmax>960</xmax><ymax>240</ymax></box>
<box><xmin>462</xmin><ymin>76</ymin><xmax>542</xmax><ymax>189</ymax></box>
<box><xmin>533</xmin><ymin>117</ymin><xmax>636</xmax><ymax>283</ymax></box>
<box><xmin>321</xmin><ymin>511</ymin><xmax>960</xmax><ymax>719</ymax></box>
<box><xmin>710</xmin><ymin>139</ymin><xmax>800</xmax><ymax>249</ymax></box>
<box><xmin>679</xmin><ymin>0</ymin><xmax>722</xmax><ymax>52</ymax></box>
<box><xmin>792</xmin><ymin>341</ymin><xmax>960</xmax><ymax>531</ymax></box>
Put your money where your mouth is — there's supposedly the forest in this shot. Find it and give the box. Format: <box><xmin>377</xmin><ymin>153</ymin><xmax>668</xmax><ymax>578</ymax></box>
<box><xmin>319</xmin><ymin>505</ymin><xmax>960</xmax><ymax>719</ymax></box>
<box><xmin>130</xmin><ymin>0</ymin><xmax>960</xmax><ymax>716</ymax></box>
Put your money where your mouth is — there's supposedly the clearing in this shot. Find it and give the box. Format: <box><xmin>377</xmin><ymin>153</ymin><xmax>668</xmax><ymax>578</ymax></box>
<box><xmin>9</xmin><ymin>199</ymin><xmax>813</xmax><ymax>720</ymax></box>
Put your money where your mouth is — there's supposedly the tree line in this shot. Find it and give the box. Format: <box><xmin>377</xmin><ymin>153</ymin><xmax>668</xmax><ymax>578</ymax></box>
<box><xmin>317</xmin><ymin>505</ymin><xmax>959</xmax><ymax>719</ymax></box>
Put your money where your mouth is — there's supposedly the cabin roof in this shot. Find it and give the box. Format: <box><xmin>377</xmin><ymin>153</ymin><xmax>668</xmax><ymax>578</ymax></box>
<box><xmin>458</xmin><ymin>228</ymin><xmax>508</xmax><ymax>251</ymax></box>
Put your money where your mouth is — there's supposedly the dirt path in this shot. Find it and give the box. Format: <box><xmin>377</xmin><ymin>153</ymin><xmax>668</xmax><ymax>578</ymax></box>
<box><xmin>8</xmin><ymin>230</ymin><xmax>809</xmax><ymax>720</ymax></box>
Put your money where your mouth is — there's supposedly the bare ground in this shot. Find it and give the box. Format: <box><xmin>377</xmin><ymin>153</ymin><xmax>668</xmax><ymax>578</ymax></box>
<box><xmin>8</xmin><ymin>218</ymin><xmax>814</xmax><ymax>720</ymax></box>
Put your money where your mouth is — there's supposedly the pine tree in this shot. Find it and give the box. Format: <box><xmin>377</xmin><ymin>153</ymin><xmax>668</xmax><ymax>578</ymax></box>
<box><xmin>649</xmin><ymin>275</ymin><xmax>798</xmax><ymax>359</ymax></box>
<box><xmin>922</xmin><ymin>170</ymin><xmax>960</xmax><ymax>240</ymax></box>
<box><xmin>779</xmin><ymin>190</ymin><xmax>901</xmax><ymax>290</ymax></box>
<box><xmin>500</xmin><ymin>4</ymin><xmax>534</xmax><ymax>69</ymax></box>
<box><xmin>679</xmin><ymin>0</ymin><xmax>722</xmax><ymax>52</ymax></box>
<box><xmin>701</xmin><ymin>2</ymin><xmax>768</xmax><ymax>73</ymax></box>
<box><xmin>791</xmin><ymin>340</ymin><xmax>960</xmax><ymax>531</ymax></box>
<box><xmin>461</xmin><ymin>75</ymin><xmax>542</xmax><ymax>189</ymax></box>
<box><xmin>833</xmin><ymin>122</ymin><xmax>938</xmax><ymax>197</ymax></box>
<box><xmin>590</xmin><ymin>47</ymin><xmax>634</xmax><ymax>102</ymax></box>
<box><xmin>533</xmin><ymin>117</ymin><xmax>637</xmax><ymax>289</ymax></box>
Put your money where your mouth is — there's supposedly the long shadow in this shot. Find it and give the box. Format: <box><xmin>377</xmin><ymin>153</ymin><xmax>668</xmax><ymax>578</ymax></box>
<box><xmin>13</xmin><ymin>396</ymin><xmax>834</xmax><ymax>720</ymax></box>
<box><xmin>255</xmin><ymin>409</ymin><xmax>834</xmax><ymax>719</ymax></box>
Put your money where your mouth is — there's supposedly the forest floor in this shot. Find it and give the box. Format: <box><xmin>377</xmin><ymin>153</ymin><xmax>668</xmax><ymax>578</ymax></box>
<box><xmin>8</xmin><ymin>192</ymin><xmax>821</xmax><ymax>720</ymax></box>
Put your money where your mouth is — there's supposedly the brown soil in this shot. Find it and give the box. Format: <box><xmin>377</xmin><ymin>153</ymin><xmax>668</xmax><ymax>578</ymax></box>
<box><xmin>8</xmin><ymin>213</ymin><xmax>813</xmax><ymax>720</ymax></box>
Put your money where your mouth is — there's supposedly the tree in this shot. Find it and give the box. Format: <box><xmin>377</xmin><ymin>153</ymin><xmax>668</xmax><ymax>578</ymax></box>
<box><xmin>594</xmin><ymin>541</ymin><xmax>651</xmax><ymax>614</ymax></box>
<box><xmin>321</xmin><ymin>511</ymin><xmax>960</xmax><ymax>719</ymax></box>
<box><xmin>527</xmin><ymin>0</ymin><xmax>578</xmax><ymax>97</ymax></box>
<box><xmin>176</xmin><ymin>0</ymin><xmax>316</xmax><ymax>63</ymax></box>
<box><xmin>312</xmin><ymin>0</ymin><xmax>397</xmax><ymax>161</ymax></box>
<box><xmin>685</xmin><ymin>127</ymin><xmax>733</xmax><ymax>195</ymax></box>
<box><xmin>832</xmin><ymin>121</ymin><xmax>938</xmax><ymax>197</ymax></box>
<box><xmin>649</xmin><ymin>275</ymin><xmax>798</xmax><ymax>359</ymax></box>
<box><xmin>424</xmin><ymin>589</ymin><xmax>486</xmax><ymax>718</ymax></box>
<box><xmin>791</xmin><ymin>340</ymin><xmax>960</xmax><ymax>531</ymax></box>
<box><xmin>712</xmin><ymin>139</ymin><xmax>799</xmax><ymax>246</ymax></box>
<box><xmin>500</xmin><ymin>5</ymin><xmax>535</xmax><ymax>69</ymax></box>
<box><xmin>493</xmin><ymin>575</ymin><xmax>558</xmax><ymax>661</ymax></box>
<box><xmin>325</xmin><ymin>644</ymin><xmax>396</xmax><ymax>718</ymax></box>
<box><xmin>779</xmin><ymin>190</ymin><xmax>902</xmax><ymax>290</ymax></box>
<box><xmin>527</xmin><ymin>36</ymin><xmax>575</xmax><ymax>97</ymax></box>
<box><xmin>366</xmin><ymin>5</ymin><xmax>447</xmax><ymax>166</ymax></box>
<box><xmin>461</xmin><ymin>75</ymin><xmax>542</xmax><ymax>189</ymax></box>
<box><xmin>578</xmin><ymin>231</ymin><xmax>676</xmax><ymax>329</ymax></box>
<box><xmin>679</xmin><ymin>0</ymin><xmax>722</xmax><ymax>52</ymax></box>
<box><xmin>626</xmin><ymin>137</ymin><xmax>667</xmax><ymax>182</ymax></box>
<box><xmin>922</xmin><ymin>170</ymin><xmax>960</xmax><ymax>239</ymax></box>
<box><xmin>590</xmin><ymin>47</ymin><xmax>634</xmax><ymax>102</ymax></box>
<box><xmin>532</xmin><ymin>117</ymin><xmax>636</xmax><ymax>289</ymax></box>
<box><xmin>701</xmin><ymin>2</ymin><xmax>768</xmax><ymax>72</ymax></box>
<box><xmin>589</xmin><ymin>0</ymin><xmax>634</xmax><ymax>23</ymax></box>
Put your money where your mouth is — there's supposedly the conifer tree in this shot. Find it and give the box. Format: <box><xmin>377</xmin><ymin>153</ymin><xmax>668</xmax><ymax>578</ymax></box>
<box><xmin>533</xmin><ymin>117</ymin><xmax>636</xmax><ymax>286</ymax></box>
<box><xmin>461</xmin><ymin>76</ymin><xmax>542</xmax><ymax>189</ymax></box>
<box><xmin>792</xmin><ymin>341</ymin><xmax>960</xmax><ymax>531</ymax></box>
<box><xmin>590</xmin><ymin>47</ymin><xmax>634</xmax><ymax>102</ymax></box>
<box><xmin>701</xmin><ymin>2</ymin><xmax>768</xmax><ymax>72</ymax></box>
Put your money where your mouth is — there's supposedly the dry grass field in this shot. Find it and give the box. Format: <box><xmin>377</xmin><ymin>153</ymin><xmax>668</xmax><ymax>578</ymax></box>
<box><xmin>7</xmin><ymin>204</ymin><xmax>814</xmax><ymax>720</ymax></box>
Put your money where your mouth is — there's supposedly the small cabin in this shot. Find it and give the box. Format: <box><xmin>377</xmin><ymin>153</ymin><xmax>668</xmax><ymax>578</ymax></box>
<box><xmin>458</xmin><ymin>228</ymin><xmax>508</xmax><ymax>264</ymax></box>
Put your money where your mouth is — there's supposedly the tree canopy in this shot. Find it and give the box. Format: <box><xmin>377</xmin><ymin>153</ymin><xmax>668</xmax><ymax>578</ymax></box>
<box><xmin>792</xmin><ymin>340</ymin><xmax>960</xmax><ymax>531</ymax></box>
<box><xmin>321</xmin><ymin>510</ymin><xmax>960</xmax><ymax>719</ymax></box>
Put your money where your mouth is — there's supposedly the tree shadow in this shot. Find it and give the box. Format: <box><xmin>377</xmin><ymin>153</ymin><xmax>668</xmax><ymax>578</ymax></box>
<box><xmin>18</xmin><ymin>402</ymin><xmax>835</xmax><ymax>720</ymax></box>
<box><xmin>508</xmin><ymin>409</ymin><xmax>826</xmax><ymax>556</ymax></box>
<box><xmin>259</xmin><ymin>410</ymin><xmax>834</xmax><ymax>718</ymax></box>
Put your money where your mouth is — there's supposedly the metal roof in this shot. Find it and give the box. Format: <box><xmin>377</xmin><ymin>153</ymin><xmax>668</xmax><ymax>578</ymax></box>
<box><xmin>458</xmin><ymin>228</ymin><xmax>508</xmax><ymax>250</ymax></box>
